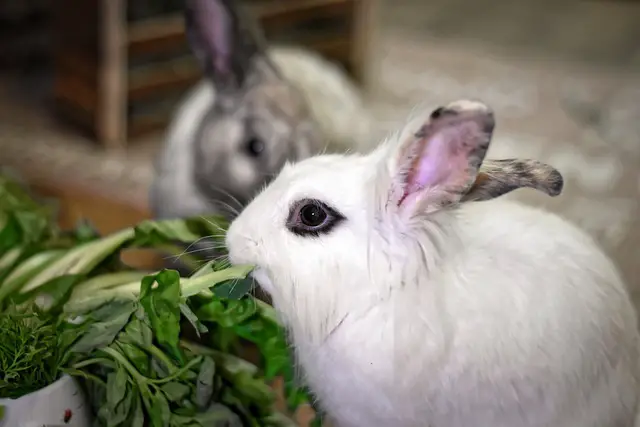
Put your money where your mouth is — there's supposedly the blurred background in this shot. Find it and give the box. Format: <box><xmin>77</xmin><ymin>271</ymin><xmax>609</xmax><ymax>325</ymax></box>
<box><xmin>0</xmin><ymin>0</ymin><xmax>639</xmax><ymax>297</ymax></box>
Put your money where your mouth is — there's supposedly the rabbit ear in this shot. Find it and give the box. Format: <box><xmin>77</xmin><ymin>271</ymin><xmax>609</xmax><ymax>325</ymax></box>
<box><xmin>185</xmin><ymin>0</ymin><xmax>269</xmax><ymax>93</ymax></box>
<box><xmin>385</xmin><ymin>100</ymin><xmax>495</xmax><ymax>216</ymax></box>
<box><xmin>460</xmin><ymin>159</ymin><xmax>564</xmax><ymax>202</ymax></box>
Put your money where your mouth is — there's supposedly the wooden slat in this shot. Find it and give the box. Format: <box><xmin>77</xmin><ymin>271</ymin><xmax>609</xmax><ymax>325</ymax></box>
<box><xmin>128</xmin><ymin>56</ymin><xmax>201</xmax><ymax>100</ymax></box>
<box><xmin>127</xmin><ymin>0</ymin><xmax>354</xmax><ymax>58</ymax></box>
<box><xmin>351</xmin><ymin>0</ymin><xmax>376</xmax><ymax>86</ymax></box>
<box><xmin>98</xmin><ymin>0</ymin><xmax>128</xmax><ymax>150</ymax></box>
<box><xmin>128</xmin><ymin>114</ymin><xmax>174</xmax><ymax>137</ymax></box>
<box><xmin>256</xmin><ymin>0</ymin><xmax>353</xmax><ymax>33</ymax></box>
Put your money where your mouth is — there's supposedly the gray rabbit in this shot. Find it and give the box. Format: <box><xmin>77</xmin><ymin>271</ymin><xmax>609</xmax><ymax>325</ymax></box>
<box><xmin>150</xmin><ymin>0</ymin><xmax>372</xmax><ymax>270</ymax></box>
<box><xmin>150</xmin><ymin>0</ymin><xmax>372</xmax><ymax>221</ymax></box>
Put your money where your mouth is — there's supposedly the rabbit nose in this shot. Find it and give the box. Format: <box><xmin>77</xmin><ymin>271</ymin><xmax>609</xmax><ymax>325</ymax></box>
<box><xmin>226</xmin><ymin>222</ymin><xmax>258</xmax><ymax>264</ymax></box>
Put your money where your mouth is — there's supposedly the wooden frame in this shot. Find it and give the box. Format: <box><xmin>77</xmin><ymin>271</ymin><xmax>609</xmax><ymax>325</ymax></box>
<box><xmin>53</xmin><ymin>0</ymin><xmax>375</xmax><ymax>150</ymax></box>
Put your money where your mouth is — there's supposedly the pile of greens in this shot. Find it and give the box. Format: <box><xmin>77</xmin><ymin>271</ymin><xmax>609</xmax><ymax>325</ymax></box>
<box><xmin>0</xmin><ymin>173</ymin><xmax>319</xmax><ymax>426</ymax></box>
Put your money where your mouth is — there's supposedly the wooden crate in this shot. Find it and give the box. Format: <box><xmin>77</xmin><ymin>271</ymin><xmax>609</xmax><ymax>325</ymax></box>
<box><xmin>52</xmin><ymin>0</ymin><xmax>375</xmax><ymax>150</ymax></box>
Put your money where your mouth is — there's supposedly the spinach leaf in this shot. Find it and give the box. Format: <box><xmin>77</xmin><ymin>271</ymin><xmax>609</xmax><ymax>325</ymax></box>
<box><xmin>194</xmin><ymin>356</ymin><xmax>215</xmax><ymax>409</ymax></box>
<box><xmin>70</xmin><ymin>300</ymin><xmax>136</xmax><ymax>354</ymax></box>
<box><xmin>161</xmin><ymin>381</ymin><xmax>191</xmax><ymax>402</ymax></box>
<box><xmin>139</xmin><ymin>270</ymin><xmax>184</xmax><ymax>365</ymax></box>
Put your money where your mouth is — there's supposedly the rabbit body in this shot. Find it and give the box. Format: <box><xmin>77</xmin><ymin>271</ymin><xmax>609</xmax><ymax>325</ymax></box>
<box><xmin>225</xmin><ymin>100</ymin><xmax>640</xmax><ymax>427</ymax></box>
<box><xmin>296</xmin><ymin>199</ymin><xmax>640</xmax><ymax>427</ymax></box>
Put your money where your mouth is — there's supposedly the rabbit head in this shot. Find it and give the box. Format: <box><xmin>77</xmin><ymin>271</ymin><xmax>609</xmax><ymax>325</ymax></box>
<box><xmin>184</xmin><ymin>0</ymin><xmax>323</xmax><ymax>208</ymax></box>
<box><xmin>226</xmin><ymin>99</ymin><xmax>563</xmax><ymax>340</ymax></box>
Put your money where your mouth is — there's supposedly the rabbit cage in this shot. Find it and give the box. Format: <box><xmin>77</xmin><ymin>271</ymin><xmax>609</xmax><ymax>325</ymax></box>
<box><xmin>52</xmin><ymin>0</ymin><xmax>375</xmax><ymax>149</ymax></box>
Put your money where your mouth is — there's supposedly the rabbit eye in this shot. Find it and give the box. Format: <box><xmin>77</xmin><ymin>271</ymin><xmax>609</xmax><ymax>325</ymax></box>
<box><xmin>246</xmin><ymin>137</ymin><xmax>264</xmax><ymax>157</ymax></box>
<box><xmin>300</xmin><ymin>203</ymin><xmax>326</xmax><ymax>227</ymax></box>
<box><xmin>287</xmin><ymin>199</ymin><xmax>345</xmax><ymax>237</ymax></box>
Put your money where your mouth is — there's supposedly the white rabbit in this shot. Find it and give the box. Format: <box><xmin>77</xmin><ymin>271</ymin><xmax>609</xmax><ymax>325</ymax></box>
<box><xmin>226</xmin><ymin>99</ymin><xmax>640</xmax><ymax>427</ymax></box>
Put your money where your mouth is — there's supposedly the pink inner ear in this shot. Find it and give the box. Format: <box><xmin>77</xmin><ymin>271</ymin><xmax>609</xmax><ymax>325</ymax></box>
<box><xmin>411</xmin><ymin>134</ymin><xmax>453</xmax><ymax>190</ymax></box>
<box><xmin>398</xmin><ymin>125</ymin><xmax>478</xmax><ymax>207</ymax></box>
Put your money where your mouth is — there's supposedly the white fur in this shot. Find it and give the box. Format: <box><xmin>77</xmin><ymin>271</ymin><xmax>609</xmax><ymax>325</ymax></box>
<box><xmin>226</xmin><ymin>127</ymin><xmax>640</xmax><ymax>426</ymax></box>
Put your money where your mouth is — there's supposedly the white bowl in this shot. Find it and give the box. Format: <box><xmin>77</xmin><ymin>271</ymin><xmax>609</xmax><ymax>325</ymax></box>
<box><xmin>0</xmin><ymin>374</ymin><xmax>92</xmax><ymax>427</ymax></box>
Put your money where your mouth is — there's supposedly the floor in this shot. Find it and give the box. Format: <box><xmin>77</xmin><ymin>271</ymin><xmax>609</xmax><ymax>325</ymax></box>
<box><xmin>382</xmin><ymin>0</ymin><xmax>640</xmax><ymax>71</ymax></box>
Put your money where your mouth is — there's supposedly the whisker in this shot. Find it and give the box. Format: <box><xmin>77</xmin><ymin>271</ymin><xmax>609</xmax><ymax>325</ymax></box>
<box><xmin>228</xmin><ymin>278</ymin><xmax>240</xmax><ymax>296</ymax></box>
<box><xmin>181</xmin><ymin>246</ymin><xmax>224</xmax><ymax>255</ymax></box>
<box><xmin>209</xmin><ymin>199</ymin><xmax>241</xmax><ymax>219</ymax></box>
<box><xmin>201</xmin><ymin>217</ymin><xmax>228</xmax><ymax>234</ymax></box>
<box><xmin>206</xmin><ymin>185</ymin><xmax>245</xmax><ymax>212</ymax></box>
<box><xmin>179</xmin><ymin>235</ymin><xmax>220</xmax><ymax>256</ymax></box>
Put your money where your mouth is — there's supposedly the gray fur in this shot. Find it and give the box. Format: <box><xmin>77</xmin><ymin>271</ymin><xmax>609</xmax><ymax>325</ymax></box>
<box><xmin>150</xmin><ymin>0</ymin><xmax>323</xmax><ymax>222</ymax></box>
<box><xmin>150</xmin><ymin>0</ymin><xmax>325</xmax><ymax>273</ymax></box>
<box><xmin>462</xmin><ymin>159</ymin><xmax>564</xmax><ymax>203</ymax></box>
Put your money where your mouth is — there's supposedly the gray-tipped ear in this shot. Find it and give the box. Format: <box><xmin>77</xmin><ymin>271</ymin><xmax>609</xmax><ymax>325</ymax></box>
<box><xmin>185</xmin><ymin>0</ymin><xmax>268</xmax><ymax>92</ymax></box>
<box><xmin>461</xmin><ymin>159</ymin><xmax>564</xmax><ymax>202</ymax></box>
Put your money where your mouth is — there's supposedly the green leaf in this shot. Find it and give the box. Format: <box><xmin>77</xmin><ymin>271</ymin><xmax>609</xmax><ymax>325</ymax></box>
<box><xmin>139</xmin><ymin>270</ymin><xmax>184</xmax><ymax>364</ymax></box>
<box><xmin>180</xmin><ymin>303</ymin><xmax>208</xmax><ymax>337</ymax></box>
<box><xmin>130</xmin><ymin>394</ymin><xmax>145</xmax><ymax>427</ymax></box>
<box><xmin>19</xmin><ymin>228</ymin><xmax>134</xmax><ymax>295</ymax></box>
<box><xmin>195</xmin><ymin>356</ymin><xmax>216</xmax><ymax>409</ymax></box>
<box><xmin>71</xmin><ymin>300</ymin><xmax>136</xmax><ymax>354</ymax></box>
<box><xmin>181</xmin><ymin>265</ymin><xmax>254</xmax><ymax>298</ymax></box>
<box><xmin>133</xmin><ymin>219</ymin><xmax>201</xmax><ymax>247</ymax></box>
<box><xmin>119</xmin><ymin>309</ymin><xmax>153</xmax><ymax>349</ymax></box>
<box><xmin>73</xmin><ymin>218</ymin><xmax>100</xmax><ymax>243</ymax></box>
<box><xmin>160</xmin><ymin>381</ymin><xmax>191</xmax><ymax>402</ymax></box>
<box><xmin>191</xmin><ymin>403</ymin><xmax>243</xmax><ymax>427</ymax></box>
<box><xmin>63</xmin><ymin>265</ymin><xmax>255</xmax><ymax>314</ymax></box>
<box><xmin>116</xmin><ymin>342</ymin><xmax>150</xmax><ymax>377</ymax></box>
<box><xmin>190</xmin><ymin>260</ymin><xmax>216</xmax><ymax>279</ymax></box>
<box><xmin>71</xmin><ymin>271</ymin><xmax>149</xmax><ymax>298</ymax></box>
<box><xmin>0</xmin><ymin>246</ymin><xmax>23</xmax><ymax>280</ymax></box>
<box><xmin>106</xmin><ymin>368</ymin><xmax>128</xmax><ymax>409</ymax></box>
<box><xmin>234</xmin><ymin>371</ymin><xmax>276</xmax><ymax>406</ymax></box>
<box><xmin>14</xmin><ymin>274</ymin><xmax>85</xmax><ymax>312</ymax></box>
<box><xmin>149</xmin><ymin>391</ymin><xmax>171</xmax><ymax>427</ymax></box>
<box><xmin>0</xmin><ymin>214</ymin><xmax>24</xmax><ymax>258</ymax></box>
<box><xmin>102</xmin><ymin>370</ymin><xmax>135</xmax><ymax>427</ymax></box>
<box><xmin>212</xmin><ymin>278</ymin><xmax>255</xmax><ymax>300</ymax></box>
<box><xmin>0</xmin><ymin>249</ymin><xmax>66</xmax><ymax>305</ymax></box>
<box><xmin>195</xmin><ymin>299</ymin><xmax>256</xmax><ymax>328</ymax></box>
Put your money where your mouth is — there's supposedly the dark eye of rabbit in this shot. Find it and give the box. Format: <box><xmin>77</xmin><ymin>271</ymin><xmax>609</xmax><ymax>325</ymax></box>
<box><xmin>245</xmin><ymin>137</ymin><xmax>265</xmax><ymax>157</ymax></box>
<box><xmin>286</xmin><ymin>199</ymin><xmax>345</xmax><ymax>237</ymax></box>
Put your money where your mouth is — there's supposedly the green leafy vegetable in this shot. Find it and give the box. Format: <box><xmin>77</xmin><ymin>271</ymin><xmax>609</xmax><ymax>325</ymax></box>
<box><xmin>139</xmin><ymin>270</ymin><xmax>184</xmax><ymax>365</ymax></box>
<box><xmin>0</xmin><ymin>173</ymin><xmax>320</xmax><ymax>426</ymax></box>
<box><xmin>0</xmin><ymin>305</ymin><xmax>68</xmax><ymax>398</ymax></box>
